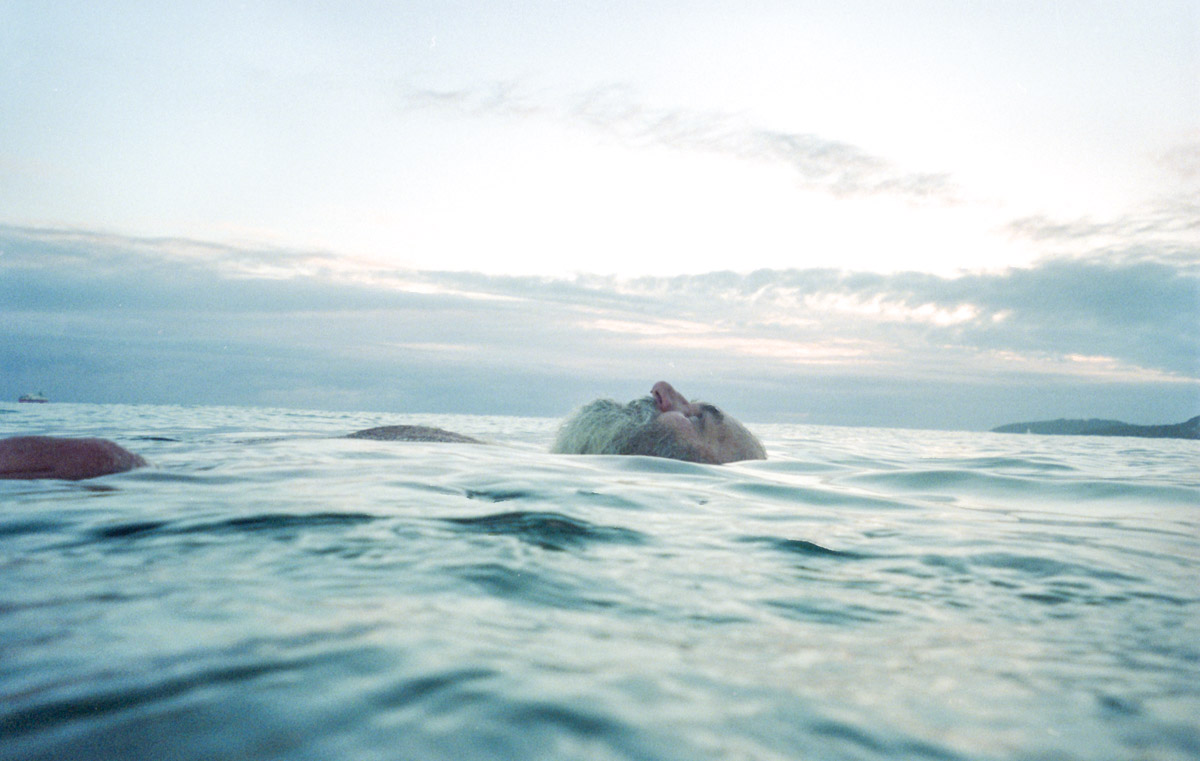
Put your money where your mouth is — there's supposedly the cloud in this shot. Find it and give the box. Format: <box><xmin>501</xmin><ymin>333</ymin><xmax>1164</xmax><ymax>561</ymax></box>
<box><xmin>1006</xmin><ymin>208</ymin><xmax>1200</xmax><ymax>261</ymax></box>
<box><xmin>1006</xmin><ymin>137</ymin><xmax>1200</xmax><ymax>261</ymax></box>
<box><xmin>404</xmin><ymin>82</ymin><xmax>962</xmax><ymax>205</ymax></box>
<box><xmin>2</xmin><ymin>225</ymin><xmax>1196</xmax><ymax>428</ymax></box>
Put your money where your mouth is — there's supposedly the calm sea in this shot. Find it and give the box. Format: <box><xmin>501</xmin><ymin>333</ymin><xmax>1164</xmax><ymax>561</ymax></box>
<box><xmin>2</xmin><ymin>402</ymin><xmax>1198</xmax><ymax>761</ymax></box>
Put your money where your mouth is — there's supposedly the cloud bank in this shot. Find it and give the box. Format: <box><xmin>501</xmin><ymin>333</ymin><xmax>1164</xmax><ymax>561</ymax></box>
<box><xmin>3</xmin><ymin>225</ymin><xmax>1196</xmax><ymax>429</ymax></box>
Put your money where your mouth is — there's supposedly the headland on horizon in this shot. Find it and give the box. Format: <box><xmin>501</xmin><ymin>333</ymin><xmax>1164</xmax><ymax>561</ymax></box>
<box><xmin>992</xmin><ymin>415</ymin><xmax>1200</xmax><ymax>440</ymax></box>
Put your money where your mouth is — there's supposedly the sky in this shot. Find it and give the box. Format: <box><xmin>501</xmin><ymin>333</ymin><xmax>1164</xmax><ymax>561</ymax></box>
<box><xmin>1</xmin><ymin>0</ymin><xmax>1198</xmax><ymax>429</ymax></box>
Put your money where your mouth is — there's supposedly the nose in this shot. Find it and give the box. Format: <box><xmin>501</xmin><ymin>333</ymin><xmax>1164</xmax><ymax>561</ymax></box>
<box><xmin>651</xmin><ymin>381</ymin><xmax>691</xmax><ymax>413</ymax></box>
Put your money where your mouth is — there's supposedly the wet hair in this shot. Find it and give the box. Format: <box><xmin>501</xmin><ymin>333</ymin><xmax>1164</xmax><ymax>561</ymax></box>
<box><xmin>551</xmin><ymin>397</ymin><xmax>720</xmax><ymax>464</ymax></box>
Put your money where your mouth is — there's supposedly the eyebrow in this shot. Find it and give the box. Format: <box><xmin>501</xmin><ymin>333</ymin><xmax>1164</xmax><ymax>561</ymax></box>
<box><xmin>698</xmin><ymin>404</ymin><xmax>724</xmax><ymax>421</ymax></box>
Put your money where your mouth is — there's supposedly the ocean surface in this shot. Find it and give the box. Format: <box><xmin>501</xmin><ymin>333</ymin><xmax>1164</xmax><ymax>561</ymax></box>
<box><xmin>2</xmin><ymin>402</ymin><xmax>1198</xmax><ymax>761</ymax></box>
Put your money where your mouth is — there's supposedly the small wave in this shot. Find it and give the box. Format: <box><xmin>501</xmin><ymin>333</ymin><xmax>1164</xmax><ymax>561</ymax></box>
<box><xmin>91</xmin><ymin>520</ymin><xmax>170</xmax><ymax>539</ymax></box>
<box><xmin>964</xmin><ymin>551</ymin><xmax>1142</xmax><ymax>582</ymax></box>
<box><xmin>765</xmin><ymin>598</ymin><xmax>898</xmax><ymax>626</ymax></box>
<box><xmin>465</xmin><ymin>488</ymin><xmax>536</xmax><ymax>503</ymax></box>
<box><xmin>89</xmin><ymin>512</ymin><xmax>377</xmax><ymax>542</ymax></box>
<box><xmin>847</xmin><ymin>468</ymin><xmax>1200</xmax><ymax>507</ymax></box>
<box><xmin>500</xmin><ymin>700</ymin><xmax>632</xmax><ymax>746</ymax></box>
<box><xmin>0</xmin><ymin>517</ymin><xmax>71</xmax><ymax>538</ymax></box>
<box><xmin>572</xmin><ymin>489</ymin><xmax>646</xmax><ymax>511</ymax></box>
<box><xmin>449</xmin><ymin>562</ymin><xmax>617</xmax><ymax>610</ymax></box>
<box><xmin>203</xmin><ymin>513</ymin><xmax>377</xmax><ymax>535</ymax></box>
<box><xmin>0</xmin><ymin>654</ymin><xmax>320</xmax><ymax>739</ymax></box>
<box><xmin>913</xmin><ymin>551</ymin><xmax>1144</xmax><ymax>588</ymax></box>
<box><xmin>611</xmin><ymin>456</ymin><xmax>720</xmax><ymax>475</ymax></box>
<box><xmin>1128</xmin><ymin>590</ymin><xmax>1193</xmax><ymax>606</ymax></box>
<box><xmin>1056</xmin><ymin>480</ymin><xmax>1200</xmax><ymax>506</ymax></box>
<box><xmin>369</xmin><ymin>666</ymin><xmax>496</xmax><ymax>712</ymax></box>
<box><xmin>936</xmin><ymin>456</ymin><xmax>1077</xmax><ymax>473</ymax></box>
<box><xmin>729</xmin><ymin>481</ymin><xmax>909</xmax><ymax>510</ymax></box>
<box><xmin>807</xmin><ymin>719</ymin><xmax>961</xmax><ymax>761</ymax></box>
<box><xmin>757</xmin><ymin>459</ymin><xmax>848</xmax><ymax>474</ymax></box>
<box><xmin>847</xmin><ymin>468</ymin><xmax>1037</xmax><ymax>494</ymax></box>
<box><xmin>444</xmin><ymin>511</ymin><xmax>645</xmax><ymax>552</ymax></box>
<box><xmin>742</xmin><ymin>535</ymin><xmax>871</xmax><ymax>560</ymax></box>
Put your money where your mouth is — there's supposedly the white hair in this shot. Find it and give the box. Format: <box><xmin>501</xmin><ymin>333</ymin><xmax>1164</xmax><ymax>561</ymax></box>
<box><xmin>551</xmin><ymin>397</ymin><xmax>655</xmax><ymax>454</ymax></box>
<box><xmin>551</xmin><ymin>397</ymin><xmax>719</xmax><ymax>463</ymax></box>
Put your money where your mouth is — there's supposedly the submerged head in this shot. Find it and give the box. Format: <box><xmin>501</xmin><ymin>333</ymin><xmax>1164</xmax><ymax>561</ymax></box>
<box><xmin>552</xmin><ymin>381</ymin><xmax>766</xmax><ymax>464</ymax></box>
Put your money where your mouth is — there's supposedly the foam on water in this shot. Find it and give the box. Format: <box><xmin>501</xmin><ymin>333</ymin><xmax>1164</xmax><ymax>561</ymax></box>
<box><xmin>2</xmin><ymin>402</ymin><xmax>1198</xmax><ymax>761</ymax></box>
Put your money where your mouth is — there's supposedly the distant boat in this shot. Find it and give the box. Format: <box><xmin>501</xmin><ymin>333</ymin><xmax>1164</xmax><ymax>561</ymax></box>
<box><xmin>18</xmin><ymin>392</ymin><xmax>49</xmax><ymax>403</ymax></box>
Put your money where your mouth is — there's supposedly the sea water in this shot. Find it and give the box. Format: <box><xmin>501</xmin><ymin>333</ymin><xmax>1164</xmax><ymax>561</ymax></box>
<box><xmin>1</xmin><ymin>402</ymin><xmax>1197</xmax><ymax>761</ymax></box>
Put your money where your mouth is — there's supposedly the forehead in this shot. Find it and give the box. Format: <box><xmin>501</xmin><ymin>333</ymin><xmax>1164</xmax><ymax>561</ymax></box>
<box><xmin>692</xmin><ymin>406</ymin><xmax>734</xmax><ymax>440</ymax></box>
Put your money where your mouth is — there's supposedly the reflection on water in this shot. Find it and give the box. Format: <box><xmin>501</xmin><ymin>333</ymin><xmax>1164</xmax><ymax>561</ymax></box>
<box><xmin>2</xmin><ymin>402</ymin><xmax>1198</xmax><ymax>760</ymax></box>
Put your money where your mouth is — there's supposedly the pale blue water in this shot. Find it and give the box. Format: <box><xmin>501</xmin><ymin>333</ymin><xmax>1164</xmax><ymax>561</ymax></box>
<box><xmin>2</xmin><ymin>402</ymin><xmax>1198</xmax><ymax>761</ymax></box>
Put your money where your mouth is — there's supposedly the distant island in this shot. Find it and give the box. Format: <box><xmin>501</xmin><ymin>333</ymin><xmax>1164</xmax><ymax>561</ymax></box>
<box><xmin>992</xmin><ymin>416</ymin><xmax>1200</xmax><ymax>440</ymax></box>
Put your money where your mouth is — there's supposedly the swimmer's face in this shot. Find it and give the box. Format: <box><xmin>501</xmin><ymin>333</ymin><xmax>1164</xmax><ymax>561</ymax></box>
<box><xmin>684</xmin><ymin>403</ymin><xmax>767</xmax><ymax>464</ymax></box>
<box><xmin>650</xmin><ymin>381</ymin><xmax>766</xmax><ymax>463</ymax></box>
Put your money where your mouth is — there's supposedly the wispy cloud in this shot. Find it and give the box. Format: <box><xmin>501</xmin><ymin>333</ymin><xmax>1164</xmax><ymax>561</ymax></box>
<box><xmin>1006</xmin><ymin>206</ymin><xmax>1200</xmax><ymax>262</ymax></box>
<box><xmin>405</xmin><ymin>82</ymin><xmax>962</xmax><ymax>205</ymax></box>
<box><xmin>1006</xmin><ymin>137</ymin><xmax>1200</xmax><ymax>261</ymax></box>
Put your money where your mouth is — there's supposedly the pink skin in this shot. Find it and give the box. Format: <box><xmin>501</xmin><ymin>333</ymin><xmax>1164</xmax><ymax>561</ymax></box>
<box><xmin>651</xmin><ymin>381</ymin><xmax>708</xmax><ymax>444</ymax></box>
<box><xmin>652</xmin><ymin>381</ymin><xmax>701</xmax><ymax>416</ymax></box>
<box><xmin>649</xmin><ymin>380</ymin><xmax>765</xmax><ymax>463</ymax></box>
<box><xmin>648</xmin><ymin>379</ymin><xmax>768</xmax><ymax>463</ymax></box>
<box><xmin>0</xmin><ymin>436</ymin><xmax>147</xmax><ymax>480</ymax></box>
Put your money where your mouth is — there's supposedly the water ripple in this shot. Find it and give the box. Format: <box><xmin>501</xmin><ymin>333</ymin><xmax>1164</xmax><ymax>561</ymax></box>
<box><xmin>742</xmin><ymin>535</ymin><xmax>871</xmax><ymax>560</ymax></box>
<box><xmin>370</xmin><ymin>667</ymin><xmax>496</xmax><ymax>712</ymax></box>
<box><xmin>449</xmin><ymin>562</ymin><xmax>617</xmax><ymax>610</ymax></box>
<box><xmin>444</xmin><ymin>511</ymin><xmax>646</xmax><ymax>552</ymax></box>
<box><xmin>89</xmin><ymin>512</ymin><xmax>378</xmax><ymax>542</ymax></box>
<box><xmin>1</xmin><ymin>654</ymin><xmax>320</xmax><ymax>739</ymax></box>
